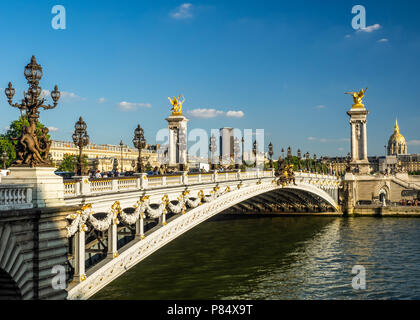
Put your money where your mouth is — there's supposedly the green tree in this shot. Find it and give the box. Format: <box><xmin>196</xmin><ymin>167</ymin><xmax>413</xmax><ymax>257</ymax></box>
<box><xmin>58</xmin><ymin>154</ymin><xmax>89</xmax><ymax>173</ymax></box>
<box><xmin>58</xmin><ymin>154</ymin><xmax>76</xmax><ymax>172</ymax></box>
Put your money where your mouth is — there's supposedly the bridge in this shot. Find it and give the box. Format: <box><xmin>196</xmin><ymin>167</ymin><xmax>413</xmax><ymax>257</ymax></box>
<box><xmin>0</xmin><ymin>169</ymin><xmax>339</xmax><ymax>299</ymax></box>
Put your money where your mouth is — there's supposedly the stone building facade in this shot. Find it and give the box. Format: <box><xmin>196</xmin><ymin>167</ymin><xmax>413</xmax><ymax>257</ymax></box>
<box><xmin>50</xmin><ymin>140</ymin><xmax>160</xmax><ymax>172</ymax></box>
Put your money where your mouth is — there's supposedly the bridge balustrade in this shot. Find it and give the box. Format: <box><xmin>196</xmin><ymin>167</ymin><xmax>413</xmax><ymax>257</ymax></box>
<box><xmin>0</xmin><ymin>184</ymin><xmax>33</xmax><ymax>210</ymax></box>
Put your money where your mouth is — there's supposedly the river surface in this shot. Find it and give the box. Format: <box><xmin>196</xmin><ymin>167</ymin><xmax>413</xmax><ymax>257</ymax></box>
<box><xmin>93</xmin><ymin>216</ymin><xmax>420</xmax><ymax>300</ymax></box>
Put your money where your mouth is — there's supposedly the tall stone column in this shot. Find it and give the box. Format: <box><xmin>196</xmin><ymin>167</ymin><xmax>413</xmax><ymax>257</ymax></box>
<box><xmin>347</xmin><ymin>105</ymin><xmax>370</xmax><ymax>175</ymax></box>
<box><xmin>166</xmin><ymin>114</ymin><xmax>189</xmax><ymax>171</ymax></box>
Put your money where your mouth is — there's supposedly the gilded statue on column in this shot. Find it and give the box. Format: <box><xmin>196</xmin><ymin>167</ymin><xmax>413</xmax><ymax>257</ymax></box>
<box><xmin>345</xmin><ymin>87</ymin><xmax>367</xmax><ymax>108</ymax></box>
<box><xmin>168</xmin><ymin>95</ymin><xmax>185</xmax><ymax>115</ymax></box>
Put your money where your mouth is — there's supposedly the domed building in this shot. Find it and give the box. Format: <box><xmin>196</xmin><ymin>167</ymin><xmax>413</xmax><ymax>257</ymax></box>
<box><xmin>387</xmin><ymin>119</ymin><xmax>408</xmax><ymax>155</ymax></box>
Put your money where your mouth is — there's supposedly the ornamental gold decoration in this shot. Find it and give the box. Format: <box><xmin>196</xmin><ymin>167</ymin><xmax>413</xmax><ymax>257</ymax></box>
<box><xmin>168</xmin><ymin>94</ymin><xmax>185</xmax><ymax>115</ymax></box>
<box><xmin>345</xmin><ymin>87</ymin><xmax>367</xmax><ymax>109</ymax></box>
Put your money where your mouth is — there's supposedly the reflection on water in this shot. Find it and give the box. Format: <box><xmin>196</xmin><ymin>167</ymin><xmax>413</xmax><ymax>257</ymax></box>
<box><xmin>93</xmin><ymin>216</ymin><xmax>420</xmax><ymax>300</ymax></box>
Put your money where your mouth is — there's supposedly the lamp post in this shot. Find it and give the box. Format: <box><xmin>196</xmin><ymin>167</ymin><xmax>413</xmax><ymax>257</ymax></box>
<box><xmin>281</xmin><ymin>148</ymin><xmax>285</xmax><ymax>159</ymax></box>
<box><xmin>1</xmin><ymin>151</ymin><xmax>8</xmax><ymax>169</ymax></box>
<box><xmin>253</xmin><ymin>140</ymin><xmax>258</xmax><ymax>168</ymax></box>
<box><xmin>305</xmin><ymin>152</ymin><xmax>310</xmax><ymax>172</ymax></box>
<box><xmin>4</xmin><ymin>56</ymin><xmax>60</xmax><ymax>167</ymax></box>
<box><xmin>286</xmin><ymin>146</ymin><xmax>292</xmax><ymax>165</ymax></box>
<box><xmin>132</xmin><ymin>124</ymin><xmax>146</xmax><ymax>173</ymax></box>
<box><xmin>313</xmin><ymin>154</ymin><xmax>317</xmax><ymax>173</ymax></box>
<box><xmin>93</xmin><ymin>156</ymin><xmax>100</xmax><ymax>173</ymax></box>
<box><xmin>268</xmin><ymin>142</ymin><xmax>274</xmax><ymax>169</ymax></box>
<box><xmin>297</xmin><ymin>149</ymin><xmax>302</xmax><ymax>171</ymax></box>
<box><xmin>72</xmin><ymin>117</ymin><xmax>89</xmax><ymax>176</ymax></box>
<box><xmin>119</xmin><ymin>140</ymin><xmax>124</xmax><ymax>172</ymax></box>
<box><xmin>131</xmin><ymin>160</ymin><xmax>136</xmax><ymax>172</ymax></box>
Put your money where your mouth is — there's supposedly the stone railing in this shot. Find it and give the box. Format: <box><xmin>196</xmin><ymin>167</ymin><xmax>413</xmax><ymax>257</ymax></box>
<box><xmin>63</xmin><ymin>170</ymin><xmax>275</xmax><ymax>198</ymax></box>
<box><xmin>0</xmin><ymin>184</ymin><xmax>33</xmax><ymax>211</ymax></box>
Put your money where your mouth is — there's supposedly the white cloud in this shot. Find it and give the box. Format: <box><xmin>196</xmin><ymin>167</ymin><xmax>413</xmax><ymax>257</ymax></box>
<box><xmin>187</xmin><ymin>108</ymin><xmax>244</xmax><ymax>119</ymax></box>
<box><xmin>345</xmin><ymin>34</ymin><xmax>351</xmax><ymax>39</ymax></box>
<box><xmin>338</xmin><ymin>147</ymin><xmax>345</xmax><ymax>151</ymax></box>
<box><xmin>377</xmin><ymin>38</ymin><xmax>389</xmax><ymax>43</ymax></box>
<box><xmin>98</xmin><ymin>97</ymin><xmax>106</xmax><ymax>103</ymax></box>
<box><xmin>357</xmin><ymin>24</ymin><xmax>381</xmax><ymax>33</ymax></box>
<box><xmin>187</xmin><ymin>108</ymin><xmax>225</xmax><ymax>118</ymax></box>
<box><xmin>60</xmin><ymin>91</ymin><xmax>87</xmax><ymax>101</ymax></box>
<box><xmin>117</xmin><ymin>101</ymin><xmax>152</xmax><ymax>111</ymax></box>
<box><xmin>3</xmin><ymin>126</ymin><xmax>10</xmax><ymax>132</ymax></box>
<box><xmin>407</xmin><ymin>140</ymin><xmax>420</xmax><ymax>146</ymax></box>
<box><xmin>48</xmin><ymin>126</ymin><xmax>59</xmax><ymax>132</ymax></box>
<box><xmin>170</xmin><ymin>3</ymin><xmax>193</xmax><ymax>20</ymax></box>
<box><xmin>226</xmin><ymin>110</ymin><xmax>244</xmax><ymax>118</ymax></box>
<box><xmin>315</xmin><ymin>105</ymin><xmax>327</xmax><ymax>109</ymax></box>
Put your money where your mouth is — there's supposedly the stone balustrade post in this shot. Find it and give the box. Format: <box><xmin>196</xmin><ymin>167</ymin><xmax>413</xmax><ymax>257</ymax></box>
<box><xmin>136</xmin><ymin>176</ymin><xmax>141</xmax><ymax>189</ymax></box>
<box><xmin>198</xmin><ymin>173</ymin><xmax>202</xmax><ymax>183</ymax></box>
<box><xmin>181</xmin><ymin>171</ymin><xmax>188</xmax><ymax>185</ymax></box>
<box><xmin>213</xmin><ymin>171</ymin><xmax>218</xmax><ymax>182</ymax></box>
<box><xmin>75</xmin><ymin>181</ymin><xmax>81</xmax><ymax>195</ymax></box>
<box><xmin>74</xmin><ymin>229</ymin><xmax>86</xmax><ymax>282</ymax></box>
<box><xmin>111</xmin><ymin>178</ymin><xmax>118</xmax><ymax>191</ymax></box>
<box><xmin>162</xmin><ymin>176</ymin><xmax>167</xmax><ymax>186</ymax></box>
<box><xmin>236</xmin><ymin>169</ymin><xmax>241</xmax><ymax>180</ymax></box>
<box><xmin>257</xmin><ymin>168</ymin><xmax>261</xmax><ymax>178</ymax></box>
<box><xmin>26</xmin><ymin>187</ymin><xmax>33</xmax><ymax>204</ymax></box>
<box><xmin>140</xmin><ymin>173</ymin><xmax>148</xmax><ymax>189</ymax></box>
<box><xmin>79</xmin><ymin>177</ymin><xmax>91</xmax><ymax>195</ymax></box>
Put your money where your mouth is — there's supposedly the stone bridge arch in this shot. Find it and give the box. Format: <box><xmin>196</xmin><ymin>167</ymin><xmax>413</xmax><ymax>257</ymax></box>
<box><xmin>0</xmin><ymin>224</ymin><xmax>31</xmax><ymax>300</ymax></box>
<box><xmin>67</xmin><ymin>179</ymin><xmax>340</xmax><ymax>300</ymax></box>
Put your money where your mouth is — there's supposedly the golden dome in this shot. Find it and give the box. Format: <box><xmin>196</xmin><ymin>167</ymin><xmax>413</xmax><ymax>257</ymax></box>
<box><xmin>387</xmin><ymin>119</ymin><xmax>408</xmax><ymax>155</ymax></box>
<box><xmin>388</xmin><ymin>119</ymin><xmax>406</xmax><ymax>144</ymax></box>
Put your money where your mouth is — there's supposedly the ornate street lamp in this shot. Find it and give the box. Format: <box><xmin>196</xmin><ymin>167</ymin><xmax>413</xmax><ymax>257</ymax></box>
<box><xmin>132</xmin><ymin>124</ymin><xmax>146</xmax><ymax>173</ymax></box>
<box><xmin>305</xmin><ymin>152</ymin><xmax>310</xmax><ymax>171</ymax></box>
<box><xmin>5</xmin><ymin>56</ymin><xmax>60</xmax><ymax>167</ymax></box>
<box><xmin>72</xmin><ymin>117</ymin><xmax>89</xmax><ymax>176</ymax></box>
<box><xmin>210</xmin><ymin>134</ymin><xmax>217</xmax><ymax>170</ymax></box>
<box><xmin>281</xmin><ymin>148</ymin><xmax>285</xmax><ymax>159</ymax></box>
<box><xmin>268</xmin><ymin>142</ymin><xmax>274</xmax><ymax>169</ymax></box>
<box><xmin>234</xmin><ymin>137</ymin><xmax>241</xmax><ymax>169</ymax></box>
<box><xmin>93</xmin><ymin>156</ymin><xmax>100</xmax><ymax>172</ymax></box>
<box><xmin>297</xmin><ymin>149</ymin><xmax>302</xmax><ymax>171</ymax></box>
<box><xmin>131</xmin><ymin>160</ymin><xmax>136</xmax><ymax>172</ymax></box>
<box><xmin>119</xmin><ymin>140</ymin><xmax>124</xmax><ymax>172</ymax></box>
<box><xmin>1</xmin><ymin>151</ymin><xmax>8</xmax><ymax>169</ymax></box>
<box><xmin>253</xmin><ymin>140</ymin><xmax>258</xmax><ymax>168</ymax></box>
<box><xmin>313</xmin><ymin>154</ymin><xmax>317</xmax><ymax>173</ymax></box>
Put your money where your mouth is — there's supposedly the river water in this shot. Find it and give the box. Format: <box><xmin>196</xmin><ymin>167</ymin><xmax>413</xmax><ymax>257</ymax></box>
<box><xmin>93</xmin><ymin>216</ymin><xmax>420</xmax><ymax>300</ymax></box>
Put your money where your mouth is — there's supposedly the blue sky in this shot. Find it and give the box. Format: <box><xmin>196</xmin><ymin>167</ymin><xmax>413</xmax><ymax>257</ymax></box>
<box><xmin>1</xmin><ymin>0</ymin><xmax>419</xmax><ymax>157</ymax></box>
